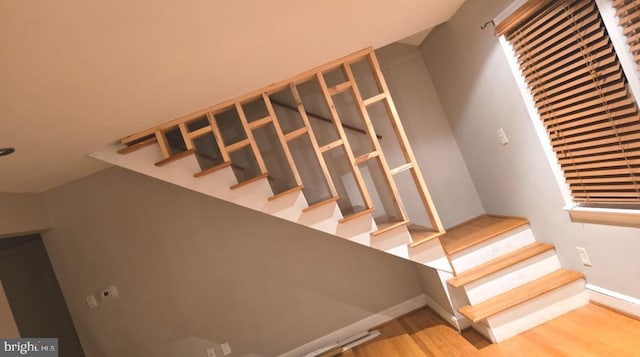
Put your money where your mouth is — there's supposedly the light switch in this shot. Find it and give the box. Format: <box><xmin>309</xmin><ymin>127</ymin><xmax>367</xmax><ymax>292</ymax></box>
<box><xmin>497</xmin><ymin>128</ymin><xmax>509</xmax><ymax>145</ymax></box>
<box><xmin>86</xmin><ymin>295</ymin><xmax>98</xmax><ymax>309</ymax></box>
<box><xmin>577</xmin><ymin>247</ymin><xmax>592</xmax><ymax>266</ymax></box>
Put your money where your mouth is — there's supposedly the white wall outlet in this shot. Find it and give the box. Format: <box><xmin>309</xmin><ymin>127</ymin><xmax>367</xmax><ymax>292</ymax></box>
<box><xmin>577</xmin><ymin>247</ymin><xmax>592</xmax><ymax>266</ymax></box>
<box><xmin>497</xmin><ymin>128</ymin><xmax>510</xmax><ymax>145</ymax></box>
<box><xmin>100</xmin><ymin>285</ymin><xmax>119</xmax><ymax>302</ymax></box>
<box><xmin>206</xmin><ymin>347</ymin><xmax>217</xmax><ymax>357</ymax></box>
<box><xmin>86</xmin><ymin>295</ymin><xmax>98</xmax><ymax>309</ymax></box>
<box><xmin>221</xmin><ymin>342</ymin><xmax>231</xmax><ymax>356</ymax></box>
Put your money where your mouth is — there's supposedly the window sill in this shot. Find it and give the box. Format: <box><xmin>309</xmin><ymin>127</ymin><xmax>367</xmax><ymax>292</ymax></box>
<box><xmin>565</xmin><ymin>206</ymin><xmax>640</xmax><ymax>229</ymax></box>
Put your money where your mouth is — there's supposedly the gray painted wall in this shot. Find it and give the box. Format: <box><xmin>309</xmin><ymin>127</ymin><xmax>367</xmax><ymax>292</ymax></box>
<box><xmin>421</xmin><ymin>0</ymin><xmax>640</xmax><ymax>298</ymax></box>
<box><xmin>0</xmin><ymin>234</ymin><xmax>85</xmax><ymax>356</ymax></box>
<box><xmin>42</xmin><ymin>167</ymin><xmax>425</xmax><ymax>357</ymax></box>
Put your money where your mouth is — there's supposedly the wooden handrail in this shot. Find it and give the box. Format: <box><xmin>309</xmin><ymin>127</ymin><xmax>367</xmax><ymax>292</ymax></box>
<box><xmin>270</xmin><ymin>99</ymin><xmax>382</xmax><ymax>139</ymax></box>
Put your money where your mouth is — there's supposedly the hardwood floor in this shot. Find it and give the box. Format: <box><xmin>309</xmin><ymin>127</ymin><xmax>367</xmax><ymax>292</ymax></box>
<box><xmin>342</xmin><ymin>303</ymin><xmax>640</xmax><ymax>356</ymax></box>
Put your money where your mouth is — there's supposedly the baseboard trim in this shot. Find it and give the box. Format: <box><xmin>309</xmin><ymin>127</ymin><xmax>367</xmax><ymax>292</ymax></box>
<box><xmin>278</xmin><ymin>294</ymin><xmax>428</xmax><ymax>357</ymax></box>
<box><xmin>422</xmin><ymin>293</ymin><xmax>470</xmax><ymax>331</ymax></box>
<box><xmin>586</xmin><ymin>284</ymin><xmax>640</xmax><ymax>319</ymax></box>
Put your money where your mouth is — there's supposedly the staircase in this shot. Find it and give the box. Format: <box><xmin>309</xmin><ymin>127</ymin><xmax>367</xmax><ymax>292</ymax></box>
<box><xmin>442</xmin><ymin>215</ymin><xmax>589</xmax><ymax>343</ymax></box>
<box><xmin>91</xmin><ymin>48</ymin><xmax>588</xmax><ymax>345</ymax></box>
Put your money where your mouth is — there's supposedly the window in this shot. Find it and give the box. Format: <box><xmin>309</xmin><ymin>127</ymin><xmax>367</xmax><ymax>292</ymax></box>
<box><xmin>497</xmin><ymin>0</ymin><xmax>640</xmax><ymax>225</ymax></box>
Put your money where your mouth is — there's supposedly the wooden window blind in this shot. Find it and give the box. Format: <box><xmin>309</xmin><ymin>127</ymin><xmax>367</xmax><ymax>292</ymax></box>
<box><xmin>502</xmin><ymin>0</ymin><xmax>640</xmax><ymax>206</ymax></box>
<box><xmin>613</xmin><ymin>0</ymin><xmax>640</xmax><ymax>70</ymax></box>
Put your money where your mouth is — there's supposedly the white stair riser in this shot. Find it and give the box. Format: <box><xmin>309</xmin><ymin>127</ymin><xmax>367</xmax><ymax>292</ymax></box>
<box><xmin>367</xmin><ymin>227</ymin><xmax>450</xmax><ymax>272</ymax></box>
<box><xmin>450</xmin><ymin>226</ymin><xmax>534</xmax><ymax>273</ymax></box>
<box><xmin>336</xmin><ymin>215</ymin><xmax>377</xmax><ymax>245</ymax></box>
<box><xmin>409</xmin><ymin>239</ymin><xmax>453</xmax><ymax>273</ymax></box>
<box><xmin>483</xmin><ymin>279</ymin><xmax>588</xmax><ymax>343</ymax></box>
<box><xmin>464</xmin><ymin>250</ymin><xmax>561</xmax><ymax>305</ymax></box>
<box><xmin>95</xmin><ymin>145</ymin><xmax>318</xmax><ymax>219</ymax></box>
<box><xmin>369</xmin><ymin>226</ymin><xmax>412</xmax><ymax>257</ymax></box>
<box><xmin>298</xmin><ymin>203</ymin><xmax>343</xmax><ymax>235</ymax></box>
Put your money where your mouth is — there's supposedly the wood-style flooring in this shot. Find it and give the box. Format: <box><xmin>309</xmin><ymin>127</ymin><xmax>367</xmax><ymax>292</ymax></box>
<box><xmin>342</xmin><ymin>303</ymin><xmax>640</xmax><ymax>356</ymax></box>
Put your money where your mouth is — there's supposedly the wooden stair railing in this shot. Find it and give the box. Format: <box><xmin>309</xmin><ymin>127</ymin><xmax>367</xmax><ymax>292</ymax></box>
<box><xmin>117</xmin><ymin>48</ymin><xmax>446</xmax><ymax>244</ymax></box>
<box><xmin>270</xmin><ymin>99</ymin><xmax>381</xmax><ymax>139</ymax></box>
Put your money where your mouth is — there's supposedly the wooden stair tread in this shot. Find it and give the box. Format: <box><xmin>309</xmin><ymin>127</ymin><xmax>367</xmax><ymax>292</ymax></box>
<box><xmin>371</xmin><ymin>216</ymin><xmax>410</xmax><ymax>237</ymax></box>
<box><xmin>117</xmin><ymin>136</ymin><xmax>157</xmax><ymax>154</ymax></box>
<box><xmin>441</xmin><ymin>214</ymin><xmax>529</xmax><ymax>255</ymax></box>
<box><xmin>458</xmin><ymin>269</ymin><xmax>585</xmax><ymax>323</ymax></box>
<box><xmin>302</xmin><ymin>196</ymin><xmax>339</xmax><ymax>213</ymax></box>
<box><xmin>154</xmin><ymin>149</ymin><xmax>196</xmax><ymax>167</ymax></box>
<box><xmin>229</xmin><ymin>173</ymin><xmax>269</xmax><ymax>190</ymax></box>
<box><xmin>408</xmin><ymin>224</ymin><xmax>447</xmax><ymax>248</ymax></box>
<box><xmin>193</xmin><ymin>161</ymin><xmax>232</xmax><ymax>178</ymax></box>
<box><xmin>448</xmin><ymin>242</ymin><xmax>555</xmax><ymax>288</ymax></box>
<box><xmin>339</xmin><ymin>207</ymin><xmax>375</xmax><ymax>224</ymax></box>
<box><xmin>268</xmin><ymin>185</ymin><xmax>304</xmax><ymax>201</ymax></box>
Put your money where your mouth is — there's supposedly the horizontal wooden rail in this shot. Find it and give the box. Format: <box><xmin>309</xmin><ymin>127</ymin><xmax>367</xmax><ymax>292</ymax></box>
<box><xmin>270</xmin><ymin>100</ymin><xmax>381</xmax><ymax>139</ymax></box>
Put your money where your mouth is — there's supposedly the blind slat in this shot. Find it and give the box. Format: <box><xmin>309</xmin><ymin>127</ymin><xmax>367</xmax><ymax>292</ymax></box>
<box><xmin>540</xmin><ymin>96</ymin><xmax>633</xmax><ymax>122</ymax></box>
<box><xmin>526</xmin><ymin>44</ymin><xmax>614</xmax><ymax>91</ymax></box>
<box><xmin>557</xmin><ymin>140</ymin><xmax>640</xmax><ymax>159</ymax></box>
<box><xmin>558</xmin><ymin>147</ymin><xmax>640</xmax><ymax>164</ymax></box>
<box><xmin>535</xmin><ymin>71</ymin><xmax>623</xmax><ymax>107</ymax></box>
<box><xmin>552</xmin><ymin>132</ymin><xmax>640</xmax><ymax>153</ymax></box>
<box><xmin>549</xmin><ymin>114</ymin><xmax>639</xmax><ymax>138</ymax></box>
<box><xmin>532</xmin><ymin>65</ymin><xmax>622</xmax><ymax>103</ymax></box>
<box><xmin>509</xmin><ymin>0</ymin><xmax>594</xmax><ymax>50</ymax></box>
<box><xmin>538</xmin><ymin>81</ymin><xmax>626</xmax><ymax>115</ymax></box>
<box><xmin>516</xmin><ymin>18</ymin><xmax>602</xmax><ymax>66</ymax></box>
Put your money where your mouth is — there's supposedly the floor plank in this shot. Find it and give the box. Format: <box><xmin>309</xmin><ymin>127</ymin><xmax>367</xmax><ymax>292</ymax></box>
<box><xmin>478</xmin><ymin>303</ymin><xmax>640</xmax><ymax>356</ymax></box>
<box><xmin>341</xmin><ymin>320</ymin><xmax>427</xmax><ymax>357</ymax></box>
<box><xmin>344</xmin><ymin>303</ymin><xmax>640</xmax><ymax>356</ymax></box>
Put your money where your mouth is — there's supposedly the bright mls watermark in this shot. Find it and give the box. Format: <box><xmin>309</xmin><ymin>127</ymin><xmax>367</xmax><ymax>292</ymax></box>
<box><xmin>0</xmin><ymin>339</ymin><xmax>57</xmax><ymax>357</ymax></box>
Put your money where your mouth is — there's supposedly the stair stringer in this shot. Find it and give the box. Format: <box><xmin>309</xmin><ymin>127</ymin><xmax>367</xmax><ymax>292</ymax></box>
<box><xmin>90</xmin><ymin>143</ymin><xmax>453</xmax><ymax>273</ymax></box>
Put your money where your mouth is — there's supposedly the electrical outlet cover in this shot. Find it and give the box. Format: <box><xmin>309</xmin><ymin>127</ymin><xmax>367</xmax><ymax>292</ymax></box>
<box><xmin>100</xmin><ymin>285</ymin><xmax>119</xmax><ymax>302</ymax></box>
<box><xmin>206</xmin><ymin>347</ymin><xmax>216</xmax><ymax>357</ymax></box>
<box><xmin>221</xmin><ymin>342</ymin><xmax>231</xmax><ymax>356</ymax></box>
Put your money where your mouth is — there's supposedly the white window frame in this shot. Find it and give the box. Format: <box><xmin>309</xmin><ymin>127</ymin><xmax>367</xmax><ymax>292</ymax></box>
<box><xmin>498</xmin><ymin>0</ymin><xmax>640</xmax><ymax>228</ymax></box>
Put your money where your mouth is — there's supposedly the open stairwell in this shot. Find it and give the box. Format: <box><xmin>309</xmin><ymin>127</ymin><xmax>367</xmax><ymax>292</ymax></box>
<box><xmin>91</xmin><ymin>48</ymin><xmax>588</xmax><ymax>347</ymax></box>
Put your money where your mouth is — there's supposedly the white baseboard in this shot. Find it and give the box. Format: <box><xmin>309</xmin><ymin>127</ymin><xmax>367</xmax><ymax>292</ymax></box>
<box><xmin>586</xmin><ymin>284</ymin><xmax>640</xmax><ymax>319</ymax></box>
<box><xmin>278</xmin><ymin>294</ymin><xmax>428</xmax><ymax>357</ymax></box>
<box><xmin>422</xmin><ymin>293</ymin><xmax>469</xmax><ymax>331</ymax></box>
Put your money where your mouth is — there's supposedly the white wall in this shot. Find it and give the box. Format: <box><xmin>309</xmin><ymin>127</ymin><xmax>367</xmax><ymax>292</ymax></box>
<box><xmin>421</xmin><ymin>0</ymin><xmax>640</xmax><ymax>298</ymax></box>
<box><xmin>42</xmin><ymin>167</ymin><xmax>425</xmax><ymax>357</ymax></box>
<box><xmin>0</xmin><ymin>193</ymin><xmax>50</xmax><ymax>238</ymax></box>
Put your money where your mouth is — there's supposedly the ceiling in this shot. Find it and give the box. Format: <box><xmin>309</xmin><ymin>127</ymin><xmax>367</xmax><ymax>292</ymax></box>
<box><xmin>0</xmin><ymin>0</ymin><xmax>465</xmax><ymax>193</ymax></box>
